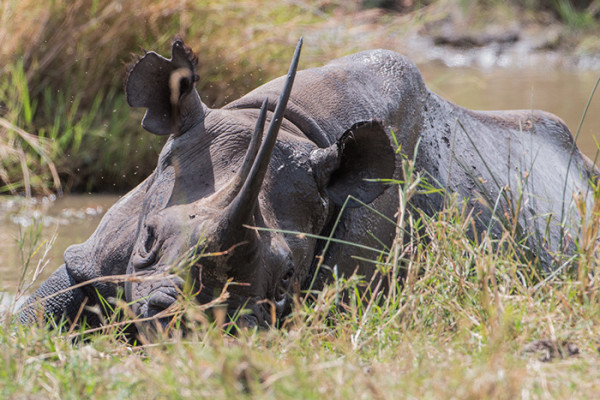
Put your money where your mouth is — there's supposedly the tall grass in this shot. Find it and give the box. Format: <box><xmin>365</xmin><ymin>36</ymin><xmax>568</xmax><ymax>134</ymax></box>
<box><xmin>0</xmin><ymin>62</ymin><xmax>61</xmax><ymax>196</ymax></box>
<box><xmin>3</xmin><ymin>152</ymin><xmax>600</xmax><ymax>398</ymax></box>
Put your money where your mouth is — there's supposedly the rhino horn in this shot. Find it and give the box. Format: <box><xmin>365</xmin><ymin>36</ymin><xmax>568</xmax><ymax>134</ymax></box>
<box><xmin>221</xmin><ymin>38</ymin><xmax>302</xmax><ymax>241</ymax></box>
<box><xmin>228</xmin><ymin>99</ymin><xmax>268</xmax><ymax>197</ymax></box>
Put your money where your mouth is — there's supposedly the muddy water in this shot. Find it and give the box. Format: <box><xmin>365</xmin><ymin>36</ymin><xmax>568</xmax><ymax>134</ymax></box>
<box><xmin>0</xmin><ymin>195</ymin><xmax>120</xmax><ymax>296</ymax></box>
<box><xmin>1</xmin><ymin>63</ymin><xmax>599</xmax><ymax>294</ymax></box>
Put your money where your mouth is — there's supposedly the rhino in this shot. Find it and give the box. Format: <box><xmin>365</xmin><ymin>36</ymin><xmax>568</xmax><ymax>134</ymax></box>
<box><xmin>20</xmin><ymin>38</ymin><xmax>598</xmax><ymax>329</ymax></box>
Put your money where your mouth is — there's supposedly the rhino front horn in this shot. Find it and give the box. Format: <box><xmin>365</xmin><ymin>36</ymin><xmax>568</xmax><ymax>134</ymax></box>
<box><xmin>222</xmin><ymin>38</ymin><xmax>303</xmax><ymax>241</ymax></box>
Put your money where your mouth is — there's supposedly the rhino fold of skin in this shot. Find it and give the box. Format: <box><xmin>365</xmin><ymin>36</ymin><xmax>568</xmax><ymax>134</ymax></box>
<box><xmin>20</xmin><ymin>39</ymin><xmax>598</xmax><ymax>330</ymax></box>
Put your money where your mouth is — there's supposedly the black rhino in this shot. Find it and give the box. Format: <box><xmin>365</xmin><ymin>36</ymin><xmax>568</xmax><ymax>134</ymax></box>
<box><xmin>20</xmin><ymin>38</ymin><xmax>598</xmax><ymax>329</ymax></box>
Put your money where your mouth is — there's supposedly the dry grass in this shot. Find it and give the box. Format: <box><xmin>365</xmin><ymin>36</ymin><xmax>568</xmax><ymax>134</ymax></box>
<box><xmin>3</xmin><ymin>158</ymin><xmax>600</xmax><ymax>399</ymax></box>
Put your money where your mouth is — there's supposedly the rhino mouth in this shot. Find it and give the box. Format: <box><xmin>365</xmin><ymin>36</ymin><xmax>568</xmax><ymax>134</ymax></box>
<box><xmin>134</xmin><ymin>281</ymin><xmax>290</xmax><ymax>332</ymax></box>
<box><xmin>147</xmin><ymin>289</ymin><xmax>179</xmax><ymax>316</ymax></box>
<box><xmin>134</xmin><ymin>276</ymin><xmax>185</xmax><ymax>331</ymax></box>
<box><xmin>195</xmin><ymin>284</ymin><xmax>290</xmax><ymax>329</ymax></box>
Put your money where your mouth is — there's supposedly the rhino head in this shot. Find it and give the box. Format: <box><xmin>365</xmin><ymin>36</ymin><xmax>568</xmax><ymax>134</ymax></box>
<box><xmin>122</xmin><ymin>38</ymin><xmax>395</xmax><ymax>329</ymax></box>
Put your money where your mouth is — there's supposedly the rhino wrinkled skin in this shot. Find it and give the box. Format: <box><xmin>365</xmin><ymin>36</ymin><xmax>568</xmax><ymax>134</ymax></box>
<box><xmin>20</xmin><ymin>39</ymin><xmax>598</xmax><ymax>330</ymax></box>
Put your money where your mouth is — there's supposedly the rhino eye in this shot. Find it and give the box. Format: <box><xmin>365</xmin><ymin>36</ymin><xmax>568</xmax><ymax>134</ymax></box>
<box><xmin>276</xmin><ymin>267</ymin><xmax>293</xmax><ymax>299</ymax></box>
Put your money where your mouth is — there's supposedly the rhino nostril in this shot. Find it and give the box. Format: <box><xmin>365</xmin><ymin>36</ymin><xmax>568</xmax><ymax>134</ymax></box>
<box><xmin>282</xmin><ymin>270</ymin><xmax>292</xmax><ymax>284</ymax></box>
<box><xmin>278</xmin><ymin>268</ymin><xmax>293</xmax><ymax>292</ymax></box>
<box><xmin>144</xmin><ymin>225</ymin><xmax>157</xmax><ymax>253</ymax></box>
<box><xmin>132</xmin><ymin>225</ymin><xmax>161</xmax><ymax>269</ymax></box>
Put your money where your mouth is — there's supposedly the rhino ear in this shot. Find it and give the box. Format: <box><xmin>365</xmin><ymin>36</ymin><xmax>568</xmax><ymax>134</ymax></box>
<box><xmin>310</xmin><ymin>120</ymin><xmax>396</xmax><ymax>208</ymax></box>
<box><xmin>125</xmin><ymin>39</ymin><xmax>199</xmax><ymax>136</ymax></box>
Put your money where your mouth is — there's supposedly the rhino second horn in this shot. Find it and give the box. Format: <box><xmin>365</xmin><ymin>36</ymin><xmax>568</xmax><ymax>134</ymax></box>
<box><xmin>222</xmin><ymin>38</ymin><xmax>303</xmax><ymax>239</ymax></box>
<box><xmin>228</xmin><ymin>99</ymin><xmax>268</xmax><ymax>198</ymax></box>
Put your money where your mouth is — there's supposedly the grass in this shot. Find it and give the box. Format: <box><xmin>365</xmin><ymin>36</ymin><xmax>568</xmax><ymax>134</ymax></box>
<box><xmin>3</xmin><ymin>156</ymin><xmax>600</xmax><ymax>399</ymax></box>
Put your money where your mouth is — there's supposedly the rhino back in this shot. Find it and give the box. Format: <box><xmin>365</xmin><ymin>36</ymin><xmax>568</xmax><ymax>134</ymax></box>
<box><xmin>416</xmin><ymin>92</ymin><xmax>597</xmax><ymax>269</ymax></box>
<box><xmin>226</xmin><ymin>49</ymin><xmax>427</xmax><ymax>155</ymax></box>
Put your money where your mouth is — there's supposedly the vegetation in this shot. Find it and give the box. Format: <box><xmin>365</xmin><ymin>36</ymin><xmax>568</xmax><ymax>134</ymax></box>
<box><xmin>3</xmin><ymin>152</ymin><xmax>600</xmax><ymax>398</ymax></box>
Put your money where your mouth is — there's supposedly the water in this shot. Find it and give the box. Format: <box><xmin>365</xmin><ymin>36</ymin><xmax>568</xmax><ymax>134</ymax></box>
<box><xmin>0</xmin><ymin>194</ymin><xmax>120</xmax><ymax>293</ymax></box>
<box><xmin>1</xmin><ymin>62</ymin><xmax>599</xmax><ymax>293</ymax></box>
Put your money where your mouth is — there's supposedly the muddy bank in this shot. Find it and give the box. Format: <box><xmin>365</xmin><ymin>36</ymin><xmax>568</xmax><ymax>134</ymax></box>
<box><xmin>408</xmin><ymin>18</ymin><xmax>600</xmax><ymax>70</ymax></box>
<box><xmin>313</xmin><ymin>4</ymin><xmax>600</xmax><ymax>71</ymax></box>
